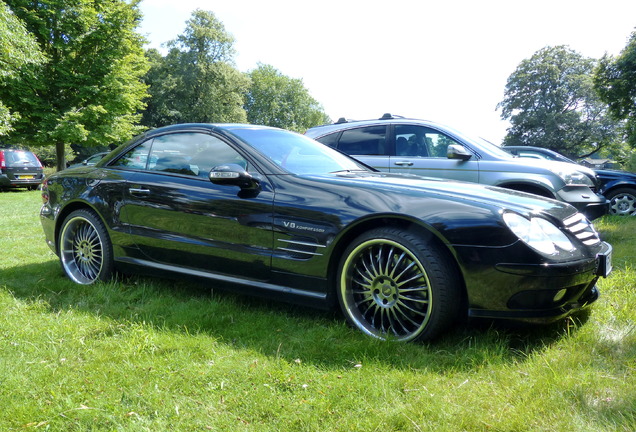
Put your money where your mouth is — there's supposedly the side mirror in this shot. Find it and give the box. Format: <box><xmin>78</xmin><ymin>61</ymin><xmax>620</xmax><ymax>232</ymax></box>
<box><xmin>447</xmin><ymin>144</ymin><xmax>472</xmax><ymax>161</ymax></box>
<box><xmin>209</xmin><ymin>164</ymin><xmax>260</xmax><ymax>190</ymax></box>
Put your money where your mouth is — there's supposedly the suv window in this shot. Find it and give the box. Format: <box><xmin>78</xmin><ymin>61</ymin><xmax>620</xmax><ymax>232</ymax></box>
<box><xmin>395</xmin><ymin>125</ymin><xmax>460</xmax><ymax>158</ymax></box>
<box><xmin>335</xmin><ymin>126</ymin><xmax>386</xmax><ymax>155</ymax></box>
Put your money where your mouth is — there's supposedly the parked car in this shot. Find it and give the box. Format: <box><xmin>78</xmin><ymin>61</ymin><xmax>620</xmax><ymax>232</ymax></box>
<box><xmin>0</xmin><ymin>148</ymin><xmax>44</xmax><ymax>190</ymax></box>
<box><xmin>40</xmin><ymin>124</ymin><xmax>612</xmax><ymax>342</ymax></box>
<box><xmin>67</xmin><ymin>152</ymin><xmax>109</xmax><ymax>169</ymax></box>
<box><xmin>305</xmin><ymin>114</ymin><xmax>608</xmax><ymax>220</ymax></box>
<box><xmin>504</xmin><ymin>146</ymin><xmax>636</xmax><ymax>216</ymax></box>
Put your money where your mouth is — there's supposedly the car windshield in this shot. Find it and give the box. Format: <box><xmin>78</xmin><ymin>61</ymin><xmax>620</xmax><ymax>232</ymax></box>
<box><xmin>230</xmin><ymin>128</ymin><xmax>368</xmax><ymax>175</ymax></box>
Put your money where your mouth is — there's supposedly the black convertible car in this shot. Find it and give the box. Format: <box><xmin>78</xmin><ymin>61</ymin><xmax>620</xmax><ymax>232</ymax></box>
<box><xmin>40</xmin><ymin>124</ymin><xmax>612</xmax><ymax>342</ymax></box>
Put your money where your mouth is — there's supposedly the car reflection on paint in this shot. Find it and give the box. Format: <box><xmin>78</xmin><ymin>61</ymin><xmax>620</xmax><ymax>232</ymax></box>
<box><xmin>40</xmin><ymin>124</ymin><xmax>612</xmax><ymax>342</ymax></box>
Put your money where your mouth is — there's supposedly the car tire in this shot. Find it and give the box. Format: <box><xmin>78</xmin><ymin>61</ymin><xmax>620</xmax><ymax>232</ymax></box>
<box><xmin>607</xmin><ymin>187</ymin><xmax>636</xmax><ymax>216</ymax></box>
<box><xmin>337</xmin><ymin>227</ymin><xmax>461</xmax><ymax>342</ymax></box>
<box><xmin>59</xmin><ymin>209</ymin><xmax>114</xmax><ymax>284</ymax></box>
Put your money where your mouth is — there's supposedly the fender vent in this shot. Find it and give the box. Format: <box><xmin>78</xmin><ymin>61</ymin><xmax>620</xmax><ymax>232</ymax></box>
<box><xmin>276</xmin><ymin>238</ymin><xmax>326</xmax><ymax>259</ymax></box>
<box><xmin>563</xmin><ymin>213</ymin><xmax>601</xmax><ymax>246</ymax></box>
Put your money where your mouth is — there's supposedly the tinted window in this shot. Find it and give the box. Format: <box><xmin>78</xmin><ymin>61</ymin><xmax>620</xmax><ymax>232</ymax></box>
<box><xmin>338</xmin><ymin>126</ymin><xmax>386</xmax><ymax>155</ymax></box>
<box><xmin>4</xmin><ymin>150</ymin><xmax>40</xmax><ymax>167</ymax></box>
<box><xmin>395</xmin><ymin>125</ymin><xmax>460</xmax><ymax>158</ymax></box>
<box><xmin>315</xmin><ymin>133</ymin><xmax>339</xmax><ymax>148</ymax></box>
<box><xmin>113</xmin><ymin>133</ymin><xmax>247</xmax><ymax>177</ymax></box>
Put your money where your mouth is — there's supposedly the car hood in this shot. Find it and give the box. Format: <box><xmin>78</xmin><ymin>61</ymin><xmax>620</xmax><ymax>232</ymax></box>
<box><xmin>594</xmin><ymin>168</ymin><xmax>636</xmax><ymax>180</ymax></box>
<box><xmin>310</xmin><ymin>171</ymin><xmax>574</xmax><ymax>219</ymax></box>
<box><xmin>503</xmin><ymin>157</ymin><xmax>596</xmax><ymax>177</ymax></box>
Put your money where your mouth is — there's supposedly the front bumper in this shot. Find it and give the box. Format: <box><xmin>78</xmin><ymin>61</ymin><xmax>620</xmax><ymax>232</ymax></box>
<box><xmin>457</xmin><ymin>241</ymin><xmax>611</xmax><ymax>323</ymax></box>
<box><xmin>556</xmin><ymin>186</ymin><xmax>609</xmax><ymax>220</ymax></box>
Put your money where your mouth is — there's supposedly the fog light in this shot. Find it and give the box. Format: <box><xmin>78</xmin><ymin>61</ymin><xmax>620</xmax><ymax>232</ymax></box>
<box><xmin>553</xmin><ymin>289</ymin><xmax>567</xmax><ymax>302</ymax></box>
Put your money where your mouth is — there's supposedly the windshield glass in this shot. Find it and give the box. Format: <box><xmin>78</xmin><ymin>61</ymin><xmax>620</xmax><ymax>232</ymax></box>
<box><xmin>230</xmin><ymin>128</ymin><xmax>368</xmax><ymax>175</ymax></box>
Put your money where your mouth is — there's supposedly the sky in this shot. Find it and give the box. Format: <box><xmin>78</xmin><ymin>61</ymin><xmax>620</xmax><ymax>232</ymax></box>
<box><xmin>138</xmin><ymin>0</ymin><xmax>636</xmax><ymax>143</ymax></box>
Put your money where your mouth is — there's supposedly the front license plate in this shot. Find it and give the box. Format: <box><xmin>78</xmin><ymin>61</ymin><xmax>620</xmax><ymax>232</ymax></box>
<box><xmin>597</xmin><ymin>248</ymin><xmax>612</xmax><ymax>277</ymax></box>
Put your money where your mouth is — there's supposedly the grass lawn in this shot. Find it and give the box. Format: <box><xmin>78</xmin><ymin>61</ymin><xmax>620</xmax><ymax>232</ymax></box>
<box><xmin>1</xmin><ymin>190</ymin><xmax>635</xmax><ymax>431</ymax></box>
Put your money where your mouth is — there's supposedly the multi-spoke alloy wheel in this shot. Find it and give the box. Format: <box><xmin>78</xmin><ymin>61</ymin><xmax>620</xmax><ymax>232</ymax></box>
<box><xmin>59</xmin><ymin>209</ymin><xmax>113</xmax><ymax>284</ymax></box>
<box><xmin>608</xmin><ymin>188</ymin><xmax>636</xmax><ymax>216</ymax></box>
<box><xmin>338</xmin><ymin>228</ymin><xmax>460</xmax><ymax>342</ymax></box>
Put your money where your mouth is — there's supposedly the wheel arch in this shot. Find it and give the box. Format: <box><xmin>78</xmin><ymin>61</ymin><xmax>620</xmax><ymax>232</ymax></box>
<box><xmin>325</xmin><ymin>215</ymin><xmax>468</xmax><ymax>311</ymax></box>
<box><xmin>602</xmin><ymin>182</ymin><xmax>636</xmax><ymax>198</ymax></box>
<box><xmin>53</xmin><ymin>201</ymin><xmax>106</xmax><ymax>254</ymax></box>
<box><xmin>498</xmin><ymin>182</ymin><xmax>555</xmax><ymax>199</ymax></box>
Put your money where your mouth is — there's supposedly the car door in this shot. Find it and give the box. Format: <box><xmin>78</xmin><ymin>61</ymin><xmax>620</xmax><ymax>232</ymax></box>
<box><xmin>389</xmin><ymin>124</ymin><xmax>480</xmax><ymax>182</ymax></box>
<box><xmin>113</xmin><ymin>131</ymin><xmax>275</xmax><ymax>281</ymax></box>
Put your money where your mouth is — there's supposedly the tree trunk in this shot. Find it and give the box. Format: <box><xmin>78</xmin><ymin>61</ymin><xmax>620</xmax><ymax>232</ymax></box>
<box><xmin>56</xmin><ymin>141</ymin><xmax>65</xmax><ymax>172</ymax></box>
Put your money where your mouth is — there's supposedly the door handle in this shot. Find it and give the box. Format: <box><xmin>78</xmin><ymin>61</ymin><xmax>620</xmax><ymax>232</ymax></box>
<box><xmin>394</xmin><ymin>161</ymin><xmax>414</xmax><ymax>166</ymax></box>
<box><xmin>129</xmin><ymin>187</ymin><xmax>150</xmax><ymax>195</ymax></box>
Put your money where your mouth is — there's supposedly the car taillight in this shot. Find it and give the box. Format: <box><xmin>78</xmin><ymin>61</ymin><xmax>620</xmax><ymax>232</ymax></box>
<box><xmin>41</xmin><ymin>179</ymin><xmax>49</xmax><ymax>204</ymax></box>
<box><xmin>0</xmin><ymin>151</ymin><xmax>5</xmax><ymax>168</ymax></box>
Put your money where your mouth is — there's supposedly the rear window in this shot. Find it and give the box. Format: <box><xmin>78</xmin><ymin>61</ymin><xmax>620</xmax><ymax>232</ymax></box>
<box><xmin>4</xmin><ymin>150</ymin><xmax>40</xmax><ymax>167</ymax></box>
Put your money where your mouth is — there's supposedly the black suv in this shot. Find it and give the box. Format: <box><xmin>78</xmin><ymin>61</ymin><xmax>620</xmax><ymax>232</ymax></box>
<box><xmin>0</xmin><ymin>148</ymin><xmax>44</xmax><ymax>190</ymax></box>
<box><xmin>305</xmin><ymin>114</ymin><xmax>608</xmax><ymax>220</ymax></box>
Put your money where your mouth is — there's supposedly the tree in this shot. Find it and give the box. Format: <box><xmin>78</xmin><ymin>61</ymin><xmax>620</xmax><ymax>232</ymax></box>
<box><xmin>595</xmin><ymin>29</ymin><xmax>636</xmax><ymax>147</ymax></box>
<box><xmin>0</xmin><ymin>1</ymin><xmax>43</xmax><ymax>135</ymax></box>
<box><xmin>498</xmin><ymin>45</ymin><xmax>622</xmax><ymax>158</ymax></box>
<box><xmin>245</xmin><ymin>64</ymin><xmax>330</xmax><ymax>132</ymax></box>
<box><xmin>141</xmin><ymin>9</ymin><xmax>249</xmax><ymax>128</ymax></box>
<box><xmin>0</xmin><ymin>0</ymin><xmax>149</xmax><ymax>170</ymax></box>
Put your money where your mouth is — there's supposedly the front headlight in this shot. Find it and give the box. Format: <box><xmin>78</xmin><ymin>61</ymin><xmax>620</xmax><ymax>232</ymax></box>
<box><xmin>503</xmin><ymin>212</ymin><xmax>575</xmax><ymax>256</ymax></box>
<box><xmin>548</xmin><ymin>166</ymin><xmax>594</xmax><ymax>187</ymax></box>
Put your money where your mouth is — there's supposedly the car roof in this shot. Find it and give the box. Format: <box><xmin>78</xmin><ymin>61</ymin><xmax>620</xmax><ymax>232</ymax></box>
<box><xmin>305</xmin><ymin>114</ymin><xmax>446</xmax><ymax>138</ymax></box>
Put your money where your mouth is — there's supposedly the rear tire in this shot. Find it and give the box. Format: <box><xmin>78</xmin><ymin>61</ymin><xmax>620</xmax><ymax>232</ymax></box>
<box><xmin>59</xmin><ymin>209</ymin><xmax>114</xmax><ymax>284</ymax></box>
<box><xmin>337</xmin><ymin>227</ymin><xmax>461</xmax><ymax>342</ymax></box>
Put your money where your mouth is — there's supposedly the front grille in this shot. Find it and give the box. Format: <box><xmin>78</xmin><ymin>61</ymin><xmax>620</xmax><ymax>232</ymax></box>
<box><xmin>563</xmin><ymin>213</ymin><xmax>601</xmax><ymax>246</ymax></box>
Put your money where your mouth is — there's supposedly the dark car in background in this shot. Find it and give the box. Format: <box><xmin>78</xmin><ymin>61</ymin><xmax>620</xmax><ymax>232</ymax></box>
<box><xmin>305</xmin><ymin>114</ymin><xmax>608</xmax><ymax>220</ymax></box>
<box><xmin>67</xmin><ymin>151</ymin><xmax>109</xmax><ymax>169</ymax></box>
<box><xmin>0</xmin><ymin>148</ymin><xmax>44</xmax><ymax>190</ymax></box>
<box><xmin>504</xmin><ymin>146</ymin><xmax>636</xmax><ymax>216</ymax></box>
<box><xmin>41</xmin><ymin>123</ymin><xmax>612</xmax><ymax>342</ymax></box>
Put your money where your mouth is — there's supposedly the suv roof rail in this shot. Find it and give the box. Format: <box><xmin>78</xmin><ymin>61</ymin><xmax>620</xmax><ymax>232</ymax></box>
<box><xmin>379</xmin><ymin>113</ymin><xmax>405</xmax><ymax>120</ymax></box>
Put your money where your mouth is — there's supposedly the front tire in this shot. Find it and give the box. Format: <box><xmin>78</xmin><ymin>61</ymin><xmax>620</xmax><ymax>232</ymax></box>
<box><xmin>337</xmin><ymin>227</ymin><xmax>461</xmax><ymax>342</ymax></box>
<box><xmin>607</xmin><ymin>188</ymin><xmax>636</xmax><ymax>216</ymax></box>
<box><xmin>59</xmin><ymin>209</ymin><xmax>114</xmax><ymax>284</ymax></box>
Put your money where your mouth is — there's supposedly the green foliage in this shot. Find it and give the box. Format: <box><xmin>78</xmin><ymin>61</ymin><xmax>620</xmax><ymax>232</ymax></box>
<box><xmin>141</xmin><ymin>10</ymin><xmax>249</xmax><ymax>128</ymax></box>
<box><xmin>245</xmin><ymin>64</ymin><xmax>330</xmax><ymax>132</ymax></box>
<box><xmin>1</xmin><ymin>191</ymin><xmax>636</xmax><ymax>431</ymax></box>
<box><xmin>499</xmin><ymin>46</ymin><xmax>623</xmax><ymax>158</ymax></box>
<box><xmin>595</xmin><ymin>29</ymin><xmax>636</xmax><ymax>147</ymax></box>
<box><xmin>0</xmin><ymin>0</ymin><xmax>149</xmax><ymax>170</ymax></box>
<box><xmin>0</xmin><ymin>1</ymin><xmax>43</xmax><ymax>135</ymax></box>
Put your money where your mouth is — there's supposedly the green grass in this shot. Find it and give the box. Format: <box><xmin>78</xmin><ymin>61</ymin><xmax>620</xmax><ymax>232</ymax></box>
<box><xmin>1</xmin><ymin>190</ymin><xmax>635</xmax><ymax>431</ymax></box>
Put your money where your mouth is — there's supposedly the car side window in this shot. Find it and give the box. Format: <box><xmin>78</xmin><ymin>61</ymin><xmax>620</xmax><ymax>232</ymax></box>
<box><xmin>315</xmin><ymin>133</ymin><xmax>339</xmax><ymax>148</ymax></box>
<box><xmin>113</xmin><ymin>140</ymin><xmax>153</xmax><ymax>169</ymax></box>
<box><xmin>395</xmin><ymin>125</ymin><xmax>461</xmax><ymax>158</ymax></box>
<box><xmin>113</xmin><ymin>133</ymin><xmax>248</xmax><ymax>177</ymax></box>
<box><xmin>337</xmin><ymin>126</ymin><xmax>386</xmax><ymax>155</ymax></box>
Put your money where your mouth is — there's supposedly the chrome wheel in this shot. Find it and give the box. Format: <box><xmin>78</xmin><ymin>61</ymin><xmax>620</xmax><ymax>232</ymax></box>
<box><xmin>59</xmin><ymin>210</ymin><xmax>113</xmax><ymax>284</ymax></box>
<box><xmin>608</xmin><ymin>188</ymin><xmax>636</xmax><ymax>216</ymax></box>
<box><xmin>338</xmin><ymin>228</ymin><xmax>460</xmax><ymax>342</ymax></box>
